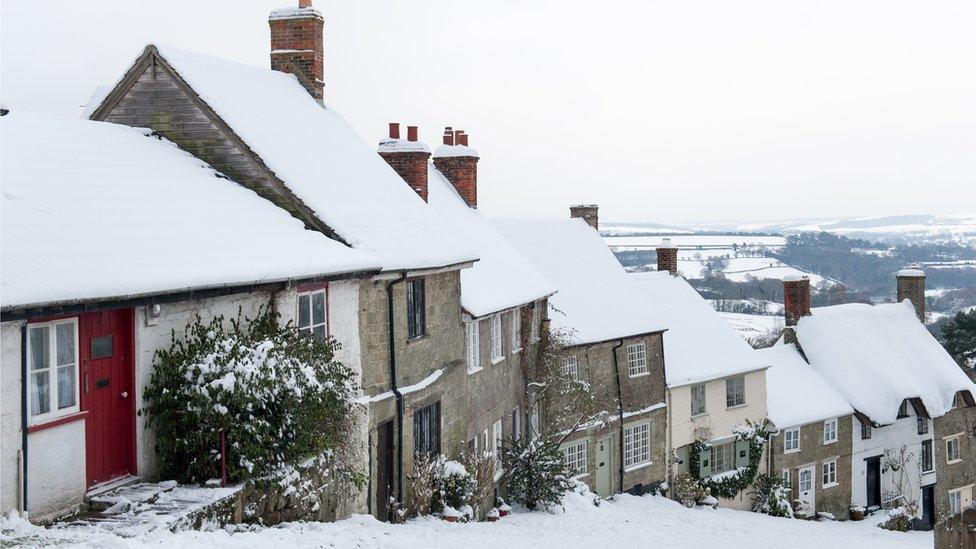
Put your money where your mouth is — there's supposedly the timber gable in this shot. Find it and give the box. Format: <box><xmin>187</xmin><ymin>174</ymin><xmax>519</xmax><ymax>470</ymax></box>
<box><xmin>89</xmin><ymin>45</ymin><xmax>345</xmax><ymax>244</ymax></box>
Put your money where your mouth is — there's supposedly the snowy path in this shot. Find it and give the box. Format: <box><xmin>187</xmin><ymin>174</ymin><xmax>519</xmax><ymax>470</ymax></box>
<box><xmin>2</xmin><ymin>491</ymin><xmax>930</xmax><ymax>549</ymax></box>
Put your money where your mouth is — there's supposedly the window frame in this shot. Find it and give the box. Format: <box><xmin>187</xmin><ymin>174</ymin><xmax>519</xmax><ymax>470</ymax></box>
<box><xmin>710</xmin><ymin>440</ymin><xmax>735</xmax><ymax>474</ymax></box>
<box><xmin>922</xmin><ymin>439</ymin><xmax>934</xmax><ymax>473</ymax></box>
<box><xmin>822</xmin><ymin>459</ymin><xmax>838</xmax><ymax>488</ymax></box>
<box><xmin>782</xmin><ymin>469</ymin><xmax>791</xmax><ymax>489</ymax></box>
<box><xmin>626</xmin><ymin>342</ymin><xmax>649</xmax><ymax>378</ymax></box>
<box><xmin>860</xmin><ymin>420</ymin><xmax>872</xmax><ymax>440</ymax></box>
<box><xmin>725</xmin><ymin>375</ymin><xmax>745</xmax><ymax>408</ymax></box>
<box><xmin>412</xmin><ymin>400</ymin><xmax>441</xmax><ymax>459</ymax></box>
<box><xmin>492</xmin><ymin>419</ymin><xmax>504</xmax><ymax>474</ymax></box>
<box><xmin>823</xmin><ymin>418</ymin><xmax>838</xmax><ymax>445</ymax></box>
<box><xmin>950</xmin><ymin>489</ymin><xmax>963</xmax><ymax>515</ymax></box>
<box><xmin>296</xmin><ymin>288</ymin><xmax>328</xmax><ymax>341</ymax></box>
<box><xmin>798</xmin><ymin>467</ymin><xmax>813</xmax><ymax>492</ymax></box>
<box><xmin>530</xmin><ymin>304</ymin><xmax>541</xmax><ymax>342</ymax></box>
<box><xmin>690</xmin><ymin>383</ymin><xmax>707</xmax><ymax>417</ymax></box>
<box><xmin>946</xmin><ymin>434</ymin><xmax>963</xmax><ymax>464</ymax></box>
<box><xmin>562</xmin><ymin>355</ymin><xmax>579</xmax><ymax>380</ymax></box>
<box><xmin>27</xmin><ymin>317</ymin><xmax>81</xmax><ymax>425</ymax></box>
<box><xmin>917</xmin><ymin>417</ymin><xmax>929</xmax><ymax>435</ymax></box>
<box><xmin>623</xmin><ymin>421</ymin><xmax>652</xmax><ymax>470</ymax></box>
<box><xmin>511</xmin><ymin>308</ymin><xmax>522</xmax><ymax>353</ymax></box>
<box><xmin>784</xmin><ymin>427</ymin><xmax>801</xmax><ymax>454</ymax></box>
<box><xmin>512</xmin><ymin>406</ymin><xmax>521</xmax><ymax>442</ymax></box>
<box><xmin>406</xmin><ymin>278</ymin><xmax>427</xmax><ymax>340</ymax></box>
<box><xmin>562</xmin><ymin>440</ymin><xmax>588</xmax><ymax>477</ymax></box>
<box><xmin>490</xmin><ymin>314</ymin><xmax>503</xmax><ymax>364</ymax></box>
<box><xmin>465</xmin><ymin>320</ymin><xmax>481</xmax><ymax>373</ymax></box>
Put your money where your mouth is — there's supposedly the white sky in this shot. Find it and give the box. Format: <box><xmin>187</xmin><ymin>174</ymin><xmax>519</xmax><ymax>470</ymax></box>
<box><xmin>2</xmin><ymin>0</ymin><xmax>974</xmax><ymax>224</ymax></box>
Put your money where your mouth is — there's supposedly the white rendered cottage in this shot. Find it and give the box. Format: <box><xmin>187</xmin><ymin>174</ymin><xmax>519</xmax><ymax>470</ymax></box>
<box><xmin>0</xmin><ymin>110</ymin><xmax>381</xmax><ymax>522</ymax></box>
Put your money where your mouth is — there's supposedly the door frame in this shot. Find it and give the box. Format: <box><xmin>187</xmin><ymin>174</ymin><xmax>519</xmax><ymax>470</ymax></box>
<box><xmin>596</xmin><ymin>435</ymin><xmax>613</xmax><ymax>497</ymax></box>
<box><xmin>797</xmin><ymin>465</ymin><xmax>816</xmax><ymax>511</ymax></box>
<box><xmin>80</xmin><ymin>308</ymin><xmax>136</xmax><ymax>487</ymax></box>
<box><xmin>864</xmin><ymin>455</ymin><xmax>882</xmax><ymax>508</ymax></box>
<box><xmin>375</xmin><ymin>419</ymin><xmax>395</xmax><ymax>522</ymax></box>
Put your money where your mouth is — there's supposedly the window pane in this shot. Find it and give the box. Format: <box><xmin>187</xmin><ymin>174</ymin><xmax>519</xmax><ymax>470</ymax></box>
<box><xmin>312</xmin><ymin>325</ymin><xmax>326</xmax><ymax>342</ymax></box>
<box><xmin>312</xmin><ymin>292</ymin><xmax>325</xmax><ymax>326</ymax></box>
<box><xmin>57</xmin><ymin>365</ymin><xmax>76</xmax><ymax>409</ymax></box>
<box><xmin>56</xmin><ymin>323</ymin><xmax>75</xmax><ymax>366</ymax></box>
<box><xmin>29</xmin><ymin>326</ymin><xmax>50</xmax><ymax>371</ymax></box>
<box><xmin>31</xmin><ymin>371</ymin><xmax>50</xmax><ymax>415</ymax></box>
<box><xmin>91</xmin><ymin>335</ymin><xmax>114</xmax><ymax>359</ymax></box>
<box><xmin>298</xmin><ymin>294</ymin><xmax>310</xmax><ymax>328</ymax></box>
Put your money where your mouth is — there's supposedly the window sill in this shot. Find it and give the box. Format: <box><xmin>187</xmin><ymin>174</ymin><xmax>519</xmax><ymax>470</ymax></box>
<box><xmin>491</xmin><ymin>356</ymin><xmax>505</xmax><ymax>366</ymax></box>
<box><xmin>27</xmin><ymin>410</ymin><xmax>88</xmax><ymax>434</ymax></box>
<box><xmin>624</xmin><ymin>461</ymin><xmax>653</xmax><ymax>473</ymax></box>
<box><xmin>493</xmin><ymin>468</ymin><xmax>505</xmax><ymax>483</ymax></box>
<box><xmin>512</xmin><ymin>347</ymin><xmax>523</xmax><ymax>355</ymax></box>
<box><xmin>948</xmin><ymin>459</ymin><xmax>963</xmax><ymax>465</ymax></box>
<box><xmin>823</xmin><ymin>440</ymin><xmax>837</xmax><ymax>446</ymax></box>
<box><xmin>691</xmin><ymin>412</ymin><xmax>708</xmax><ymax>419</ymax></box>
<box><xmin>467</xmin><ymin>366</ymin><xmax>484</xmax><ymax>375</ymax></box>
<box><xmin>823</xmin><ymin>482</ymin><xmax>839</xmax><ymax>489</ymax></box>
<box><xmin>726</xmin><ymin>404</ymin><xmax>747</xmax><ymax>410</ymax></box>
<box><xmin>922</xmin><ymin>468</ymin><xmax>935</xmax><ymax>475</ymax></box>
<box><xmin>629</xmin><ymin>372</ymin><xmax>650</xmax><ymax>379</ymax></box>
<box><xmin>784</xmin><ymin>448</ymin><xmax>801</xmax><ymax>455</ymax></box>
<box><xmin>407</xmin><ymin>334</ymin><xmax>429</xmax><ymax>344</ymax></box>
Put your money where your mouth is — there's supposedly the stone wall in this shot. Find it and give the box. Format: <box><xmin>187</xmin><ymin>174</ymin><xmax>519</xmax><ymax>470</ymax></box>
<box><xmin>934</xmin><ymin>405</ymin><xmax>976</xmax><ymax>524</ymax></box>
<box><xmin>770</xmin><ymin>415</ymin><xmax>854</xmax><ymax>519</ymax></box>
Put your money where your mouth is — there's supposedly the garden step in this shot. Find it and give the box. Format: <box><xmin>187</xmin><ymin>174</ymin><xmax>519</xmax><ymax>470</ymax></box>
<box><xmin>86</xmin><ymin>479</ymin><xmax>178</xmax><ymax>512</ymax></box>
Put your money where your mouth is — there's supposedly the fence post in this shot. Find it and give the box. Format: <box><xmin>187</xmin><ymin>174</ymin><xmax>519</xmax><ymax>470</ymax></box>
<box><xmin>221</xmin><ymin>429</ymin><xmax>227</xmax><ymax>488</ymax></box>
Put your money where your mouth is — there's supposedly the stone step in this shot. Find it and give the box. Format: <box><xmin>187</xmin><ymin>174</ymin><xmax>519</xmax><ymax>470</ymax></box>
<box><xmin>86</xmin><ymin>480</ymin><xmax>178</xmax><ymax>513</ymax></box>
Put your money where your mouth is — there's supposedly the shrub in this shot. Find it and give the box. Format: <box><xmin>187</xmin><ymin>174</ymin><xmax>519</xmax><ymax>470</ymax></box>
<box><xmin>503</xmin><ymin>436</ymin><xmax>574</xmax><ymax>511</ymax></box>
<box><xmin>433</xmin><ymin>459</ymin><xmax>475</xmax><ymax>517</ymax></box>
<box><xmin>751</xmin><ymin>474</ymin><xmax>793</xmax><ymax>518</ymax></box>
<box><xmin>142</xmin><ymin>305</ymin><xmax>358</xmax><ymax>484</ymax></box>
<box><xmin>407</xmin><ymin>452</ymin><xmax>439</xmax><ymax>518</ymax></box>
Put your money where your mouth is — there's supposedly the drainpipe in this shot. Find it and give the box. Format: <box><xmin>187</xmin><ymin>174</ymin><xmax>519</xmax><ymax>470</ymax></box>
<box><xmin>611</xmin><ymin>339</ymin><xmax>625</xmax><ymax>494</ymax></box>
<box><xmin>387</xmin><ymin>273</ymin><xmax>408</xmax><ymax>506</ymax></box>
<box><xmin>20</xmin><ymin>323</ymin><xmax>29</xmax><ymax>513</ymax></box>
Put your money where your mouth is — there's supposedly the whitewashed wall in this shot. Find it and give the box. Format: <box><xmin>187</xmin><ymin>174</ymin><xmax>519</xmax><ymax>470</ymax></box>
<box><xmin>0</xmin><ymin>321</ymin><xmax>25</xmax><ymax>516</ymax></box>
<box><xmin>850</xmin><ymin>412</ymin><xmax>934</xmax><ymax>508</ymax></box>
<box><xmin>670</xmin><ymin>369</ymin><xmax>768</xmax><ymax>449</ymax></box>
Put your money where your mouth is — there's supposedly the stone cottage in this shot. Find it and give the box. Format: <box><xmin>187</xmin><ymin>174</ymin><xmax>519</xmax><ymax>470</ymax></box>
<box><xmin>494</xmin><ymin>210</ymin><xmax>669</xmax><ymax>498</ymax></box>
<box><xmin>760</xmin><ymin>343</ymin><xmax>855</xmax><ymax>519</ymax></box>
<box><xmin>781</xmin><ymin>272</ymin><xmax>976</xmax><ymax>530</ymax></box>
<box><xmin>0</xmin><ymin>109</ymin><xmax>381</xmax><ymax>523</ymax></box>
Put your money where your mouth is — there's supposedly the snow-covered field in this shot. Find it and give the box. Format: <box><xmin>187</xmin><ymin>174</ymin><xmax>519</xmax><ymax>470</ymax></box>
<box><xmin>721</xmin><ymin>312</ymin><xmax>784</xmax><ymax>340</ymax></box>
<box><xmin>1</xmin><ymin>491</ymin><xmax>930</xmax><ymax>549</ymax></box>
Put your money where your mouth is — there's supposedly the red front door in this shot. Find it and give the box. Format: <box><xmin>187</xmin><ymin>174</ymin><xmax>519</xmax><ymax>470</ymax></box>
<box><xmin>80</xmin><ymin>309</ymin><xmax>135</xmax><ymax>486</ymax></box>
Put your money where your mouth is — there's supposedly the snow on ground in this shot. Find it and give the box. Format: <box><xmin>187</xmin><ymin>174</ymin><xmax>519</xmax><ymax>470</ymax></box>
<box><xmin>1</xmin><ymin>491</ymin><xmax>930</xmax><ymax>549</ymax></box>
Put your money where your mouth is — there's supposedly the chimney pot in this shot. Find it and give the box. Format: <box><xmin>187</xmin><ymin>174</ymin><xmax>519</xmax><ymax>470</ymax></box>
<box><xmin>407</xmin><ymin>126</ymin><xmax>418</xmax><ymax>142</ymax></box>
<box><xmin>569</xmin><ymin>204</ymin><xmax>599</xmax><ymax>231</ymax></box>
<box><xmin>299</xmin><ymin>0</ymin><xmax>312</xmax><ymax>7</ymax></box>
<box><xmin>458</xmin><ymin>134</ymin><xmax>469</xmax><ymax>146</ymax></box>
<box><xmin>896</xmin><ymin>268</ymin><xmax>926</xmax><ymax>322</ymax></box>
<box><xmin>389</xmin><ymin>122</ymin><xmax>400</xmax><ymax>139</ymax></box>
<box><xmin>442</xmin><ymin>127</ymin><xmax>454</xmax><ymax>146</ymax></box>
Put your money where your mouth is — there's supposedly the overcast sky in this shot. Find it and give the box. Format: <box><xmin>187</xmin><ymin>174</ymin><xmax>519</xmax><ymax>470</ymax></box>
<box><xmin>2</xmin><ymin>0</ymin><xmax>974</xmax><ymax>224</ymax></box>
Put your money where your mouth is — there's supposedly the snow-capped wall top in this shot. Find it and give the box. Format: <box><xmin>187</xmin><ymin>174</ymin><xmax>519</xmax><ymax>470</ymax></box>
<box><xmin>433</xmin><ymin>144</ymin><xmax>479</xmax><ymax>158</ymax></box>
<box><xmin>897</xmin><ymin>269</ymin><xmax>925</xmax><ymax>277</ymax></box>
<box><xmin>782</xmin><ymin>274</ymin><xmax>808</xmax><ymax>282</ymax></box>
<box><xmin>268</xmin><ymin>5</ymin><xmax>323</xmax><ymax>21</ymax></box>
<box><xmin>628</xmin><ymin>271</ymin><xmax>769</xmax><ymax>386</ymax></box>
<box><xmin>796</xmin><ymin>300</ymin><xmax>975</xmax><ymax>425</ymax></box>
<box><xmin>378</xmin><ymin>137</ymin><xmax>430</xmax><ymax>154</ymax></box>
<box><xmin>140</xmin><ymin>45</ymin><xmax>476</xmax><ymax>272</ymax></box>
<box><xmin>427</xmin><ymin>168</ymin><xmax>555</xmax><ymax>318</ymax></box>
<box><xmin>0</xmin><ymin>111</ymin><xmax>379</xmax><ymax>310</ymax></box>
<box><xmin>492</xmin><ymin>218</ymin><xmax>667</xmax><ymax>345</ymax></box>
<box><xmin>759</xmin><ymin>343</ymin><xmax>853</xmax><ymax>429</ymax></box>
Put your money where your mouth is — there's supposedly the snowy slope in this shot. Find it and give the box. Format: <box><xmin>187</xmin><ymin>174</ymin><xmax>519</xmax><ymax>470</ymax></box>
<box><xmin>0</xmin><ymin>111</ymin><xmax>379</xmax><ymax>310</ymax></box>
<box><xmin>426</xmin><ymin>167</ymin><xmax>555</xmax><ymax>318</ymax></box>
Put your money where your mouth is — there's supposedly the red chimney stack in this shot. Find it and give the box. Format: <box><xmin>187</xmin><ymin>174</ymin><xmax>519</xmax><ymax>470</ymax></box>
<box><xmin>569</xmin><ymin>205</ymin><xmax>599</xmax><ymax>231</ymax></box>
<box><xmin>378</xmin><ymin>122</ymin><xmax>431</xmax><ymax>201</ymax></box>
<box><xmin>269</xmin><ymin>1</ymin><xmax>325</xmax><ymax>103</ymax></box>
<box><xmin>656</xmin><ymin>238</ymin><xmax>678</xmax><ymax>275</ymax></box>
<box><xmin>433</xmin><ymin>126</ymin><xmax>479</xmax><ymax>208</ymax></box>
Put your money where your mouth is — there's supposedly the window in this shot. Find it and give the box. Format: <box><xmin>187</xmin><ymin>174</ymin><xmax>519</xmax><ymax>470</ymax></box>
<box><xmin>492</xmin><ymin>420</ymin><xmax>503</xmax><ymax>473</ymax></box>
<box><xmin>413</xmin><ymin>401</ymin><xmax>441</xmax><ymax>458</ymax></box>
<box><xmin>465</xmin><ymin>321</ymin><xmax>480</xmax><ymax>372</ymax></box>
<box><xmin>950</xmin><ymin>489</ymin><xmax>963</xmax><ymax>515</ymax></box>
<box><xmin>711</xmin><ymin>441</ymin><xmax>735</xmax><ymax>474</ymax></box>
<box><xmin>297</xmin><ymin>289</ymin><xmax>327</xmax><ymax>341</ymax></box>
<box><xmin>917</xmin><ymin>417</ymin><xmax>929</xmax><ymax>435</ymax></box>
<box><xmin>823</xmin><ymin>418</ymin><xmax>838</xmax><ymax>444</ymax></box>
<box><xmin>90</xmin><ymin>335</ymin><xmax>114</xmax><ymax>359</ymax></box>
<box><xmin>529</xmin><ymin>403</ymin><xmax>540</xmax><ymax>437</ymax></box>
<box><xmin>562</xmin><ymin>355</ymin><xmax>579</xmax><ymax>380</ymax></box>
<box><xmin>512</xmin><ymin>406</ymin><xmax>521</xmax><ymax>441</ymax></box>
<box><xmin>511</xmin><ymin>309</ymin><xmax>522</xmax><ymax>352</ymax></box>
<box><xmin>691</xmin><ymin>384</ymin><xmax>706</xmax><ymax>416</ymax></box>
<box><xmin>562</xmin><ymin>440</ymin><xmax>588</xmax><ymax>476</ymax></box>
<box><xmin>626</xmin><ymin>343</ymin><xmax>648</xmax><ymax>377</ymax></box>
<box><xmin>798</xmin><ymin>468</ymin><xmax>813</xmax><ymax>492</ymax></box>
<box><xmin>624</xmin><ymin>422</ymin><xmax>651</xmax><ymax>469</ymax></box>
<box><xmin>947</xmin><ymin>435</ymin><xmax>962</xmax><ymax>464</ymax></box>
<box><xmin>822</xmin><ymin>460</ymin><xmax>837</xmax><ymax>487</ymax></box>
<box><xmin>784</xmin><ymin>427</ymin><xmax>800</xmax><ymax>453</ymax></box>
<box><xmin>897</xmin><ymin>400</ymin><xmax>909</xmax><ymax>418</ymax></box>
<box><xmin>28</xmin><ymin>319</ymin><xmax>79</xmax><ymax>423</ymax></box>
<box><xmin>861</xmin><ymin>420</ymin><xmax>872</xmax><ymax>440</ymax></box>
<box><xmin>782</xmin><ymin>469</ymin><xmax>791</xmax><ymax>489</ymax></box>
<box><xmin>922</xmin><ymin>440</ymin><xmax>934</xmax><ymax>473</ymax></box>
<box><xmin>530</xmin><ymin>305</ymin><xmax>540</xmax><ymax>341</ymax></box>
<box><xmin>406</xmin><ymin>278</ymin><xmax>426</xmax><ymax>339</ymax></box>
<box><xmin>490</xmin><ymin>314</ymin><xmax>503</xmax><ymax>363</ymax></box>
<box><xmin>725</xmin><ymin>375</ymin><xmax>745</xmax><ymax>408</ymax></box>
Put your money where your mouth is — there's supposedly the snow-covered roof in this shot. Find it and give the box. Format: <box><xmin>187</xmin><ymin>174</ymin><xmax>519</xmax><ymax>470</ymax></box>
<box><xmin>0</xmin><ymin>110</ymin><xmax>380</xmax><ymax>310</ymax></box>
<box><xmin>426</xmin><ymin>168</ymin><xmax>555</xmax><ymax>318</ymax></box>
<box><xmin>795</xmin><ymin>300</ymin><xmax>976</xmax><ymax>425</ymax></box>
<box><xmin>628</xmin><ymin>271</ymin><xmax>769</xmax><ymax>387</ymax></box>
<box><xmin>492</xmin><ymin>218</ymin><xmax>667</xmax><ymax>345</ymax></box>
<box><xmin>116</xmin><ymin>45</ymin><xmax>477</xmax><ymax>272</ymax></box>
<box><xmin>758</xmin><ymin>343</ymin><xmax>853</xmax><ymax>429</ymax></box>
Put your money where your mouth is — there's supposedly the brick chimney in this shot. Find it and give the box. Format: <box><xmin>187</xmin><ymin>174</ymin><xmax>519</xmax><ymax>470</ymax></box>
<box><xmin>656</xmin><ymin>238</ymin><xmax>678</xmax><ymax>276</ymax></box>
<box><xmin>269</xmin><ymin>1</ymin><xmax>324</xmax><ymax>104</ymax></box>
<box><xmin>896</xmin><ymin>268</ymin><xmax>926</xmax><ymax>322</ymax></box>
<box><xmin>433</xmin><ymin>127</ymin><xmax>479</xmax><ymax>208</ymax></box>
<box><xmin>570</xmin><ymin>205</ymin><xmax>599</xmax><ymax>230</ymax></box>
<box><xmin>783</xmin><ymin>275</ymin><xmax>812</xmax><ymax>327</ymax></box>
<box><xmin>378</xmin><ymin>122</ymin><xmax>431</xmax><ymax>201</ymax></box>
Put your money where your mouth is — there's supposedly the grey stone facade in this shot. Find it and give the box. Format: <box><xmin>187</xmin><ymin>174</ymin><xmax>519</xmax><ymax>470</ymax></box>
<box><xmin>554</xmin><ymin>333</ymin><xmax>668</xmax><ymax>496</ymax></box>
<box><xmin>769</xmin><ymin>415</ymin><xmax>854</xmax><ymax>519</ymax></box>
<box><xmin>934</xmin><ymin>400</ymin><xmax>976</xmax><ymax>526</ymax></box>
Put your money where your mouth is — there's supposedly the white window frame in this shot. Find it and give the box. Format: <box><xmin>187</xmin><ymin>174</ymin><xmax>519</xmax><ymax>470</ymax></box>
<box><xmin>626</xmin><ymin>343</ymin><xmax>648</xmax><ymax>378</ymax></box>
<box><xmin>784</xmin><ymin>427</ymin><xmax>801</xmax><ymax>454</ymax></box>
<box><xmin>922</xmin><ymin>439</ymin><xmax>935</xmax><ymax>473</ymax></box>
<box><xmin>492</xmin><ymin>420</ymin><xmax>503</xmax><ymax>474</ymax></box>
<box><xmin>511</xmin><ymin>308</ymin><xmax>522</xmax><ymax>353</ymax></box>
<box><xmin>27</xmin><ymin>318</ymin><xmax>80</xmax><ymax>425</ymax></box>
<box><xmin>711</xmin><ymin>441</ymin><xmax>735</xmax><ymax>474</ymax></box>
<box><xmin>623</xmin><ymin>421</ymin><xmax>651</xmax><ymax>470</ymax></box>
<box><xmin>529</xmin><ymin>403</ymin><xmax>540</xmax><ymax>438</ymax></box>
<box><xmin>690</xmin><ymin>383</ymin><xmax>706</xmax><ymax>416</ymax></box>
<box><xmin>490</xmin><ymin>314</ymin><xmax>503</xmax><ymax>364</ymax></box>
<box><xmin>725</xmin><ymin>375</ymin><xmax>745</xmax><ymax>408</ymax></box>
<box><xmin>822</xmin><ymin>459</ymin><xmax>838</xmax><ymax>488</ymax></box>
<box><xmin>530</xmin><ymin>304</ymin><xmax>540</xmax><ymax>342</ymax></box>
<box><xmin>950</xmin><ymin>489</ymin><xmax>963</xmax><ymax>515</ymax></box>
<box><xmin>823</xmin><ymin>418</ymin><xmax>838</xmax><ymax>445</ymax></box>
<box><xmin>562</xmin><ymin>355</ymin><xmax>579</xmax><ymax>380</ymax></box>
<box><xmin>465</xmin><ymin>320</ymin><xmax>481</xmax><ymax>373</ymax></box>
<box><xmin>296</xmin><ymin>288</ymin><xmax>327</xmax><ymax>341</ymax></box>
<box><xmin>782</xmin><ymin>469</ymin><xmax>791</xmax><ymax>489</ymax></box>
<box><xmin>562</xmin><ymin>440</ymin><xmax>588</xmax><ymax>477</ymax></box>
<box><xmin>512</xmin><ymin>406</ymin><xmax>521</xmax><ymax>441</ymax></box>
<box><xmin>946</xmin><ymin>434</ymin><xmax>963</xmax><ymax>464</ymax></box>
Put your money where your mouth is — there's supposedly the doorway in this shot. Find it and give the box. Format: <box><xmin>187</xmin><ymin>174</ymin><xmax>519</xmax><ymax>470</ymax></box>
<box><xmin>376</xmin><ymin>420</ymin><xmax>395</xmax><ymax>522</ymax></box>
<box><xmin>865</xmin><ymin>456</ymin><xmax>882</xmax><ymax>508</ymax></box>
<box><xmin>798</xmin><ymin>465</ymin><xmax>816</xmax><ymax>513</ymax></box>
<box><xmin>596</xmin><ymin>436</ymin><xmax>613</xmax><ymax>497</ymax></box>
<box><xmin>920</xmin><ymin>484</ymin><xmax>935</xmax><ymax>530</ymax></box>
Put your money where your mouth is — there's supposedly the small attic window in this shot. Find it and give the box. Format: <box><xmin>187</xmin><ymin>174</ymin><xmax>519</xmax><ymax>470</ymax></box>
<box><xmin>897</xmin><ymin>400</ymin><xmax>909</xmax><ymax>418</ymax></box>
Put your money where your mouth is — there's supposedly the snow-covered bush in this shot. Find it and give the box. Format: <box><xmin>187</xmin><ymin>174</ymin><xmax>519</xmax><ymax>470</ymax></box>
<box><xmin>143</xmin><ymin>306</ymin><xmax>358</xmax><ymax>484</ymax></box>
<box><xmin>502</xmin><ymin>436</ymin><xmax>574</xmax><ymax>511</ymax></box>
<box><xmin>433</xmin><ymin>460</ymin><xmax>475</xmax><ymax>518</ymax></box>
<box><xmin>407</xmin><ymin>452</ymin><xmax>439</xmax><ymax>518</ymax></box>
<box><xmin>751</xmin><ymin>474</ymin><xmax>793</xmax><ymax>518</ymax></box>
<box><xmin>461</xmin><ymin>447</ymin><xmax>497</xmax><ymax>519</ymax></box>
<box><xmin>671</xmin><ymin>474</ymin><xmax>708</xmax><ymax>508</ymax></box>
<box><xmin>879</xmin><ymin>506</ymin><xmax>913</xmax><ymax>531</ymax></box>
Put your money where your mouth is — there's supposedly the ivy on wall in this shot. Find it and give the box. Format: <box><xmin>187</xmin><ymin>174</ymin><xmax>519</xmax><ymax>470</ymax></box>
<box><xmin>689</xmin><ymin>420</ymin><xmax>770</xmax><ymax>499</ymax></box>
